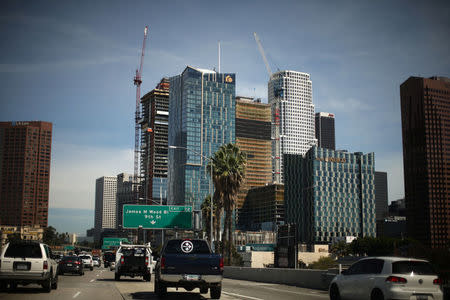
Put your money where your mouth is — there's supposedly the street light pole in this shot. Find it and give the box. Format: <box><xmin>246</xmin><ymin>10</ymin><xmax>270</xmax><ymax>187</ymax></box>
<box><xmin>169</xmin><ymin>145</ymin><xmax>214</xmax><ymax>248</ymax></box>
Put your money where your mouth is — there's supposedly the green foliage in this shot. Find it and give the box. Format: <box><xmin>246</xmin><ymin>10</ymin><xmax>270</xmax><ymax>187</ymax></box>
<box><xmin>309</xmin><ymin>256</ymin><xmax>337</xmax><ymax>270</ymax></box>
<box><xmin>43</xmin><ymin>226</ymin><xmax>69</xmax><ymax>246</ymax></box>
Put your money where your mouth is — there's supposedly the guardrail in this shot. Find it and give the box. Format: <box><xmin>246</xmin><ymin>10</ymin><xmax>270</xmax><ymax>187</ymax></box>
<box><xmin>223</xmin><ymin>266</ymin><xmax>334</xmax><ymax>290</ymax></box>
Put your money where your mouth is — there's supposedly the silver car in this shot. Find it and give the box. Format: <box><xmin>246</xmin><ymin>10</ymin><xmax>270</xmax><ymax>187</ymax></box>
<box><xmin>329</xmin><ymin>257</ymin><xmax>443</xmax><ymax>300</ymax></box>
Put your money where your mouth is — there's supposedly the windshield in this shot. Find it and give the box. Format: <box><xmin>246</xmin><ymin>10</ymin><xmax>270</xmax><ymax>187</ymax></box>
<box><xmin>4</xmin><ymin>243</ymin><xmax>42</xmax><ymax>258</ymax></box>
<box><xmin>164</xmin><ymin>240</ymin><xmax>211</xmax><ymax>254</ymax></box>
<box><xmin>392</xmin><ymin>261</ymin><xmax>436</xmax><ymax>275</ymax></box>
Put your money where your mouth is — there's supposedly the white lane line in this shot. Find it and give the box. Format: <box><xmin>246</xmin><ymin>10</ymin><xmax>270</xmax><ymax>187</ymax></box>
<box><xmin>259</xmin><ymin>286</ymin><xmax>328</xmax><ymax>298</ymax></box>
<box><xmin>96</xmin><ymin>274</ymin><xmax>99</xmax><ymax>277</ymax></box>
<box><xmin>73</xmin><ymin>291</ymin><xmax>81</xmax><ymax>298</ymax></box>
<box><xmin>90</xmin><ymin>279</ymin><xmax>95</xmax><ymax>282</ymax></box>
<box><xmin>222</xmin><ymin>291</ymin><xmax>264</xmax><ymax>300</ymax></box>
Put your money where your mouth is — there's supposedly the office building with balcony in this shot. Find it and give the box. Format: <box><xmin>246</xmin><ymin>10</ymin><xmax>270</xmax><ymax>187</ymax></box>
<box><xmin>284</xmin><ymin>146</ymin><xmax>376</xmax><ymax>244</ymax></box>
<box><xmin>400</xmin><ymin>76</ymin><xmax>450</xmax><ymax>248</ymax></box>
<box><xmin>269</xmin><ymin>70</ymin><xmax>316</xmax><ymax>183</ymax></box>
<box><xmin>168</xmin><ymin>66</ymin><xmax>235</xmax><ymax>209</ymax></box>
<box><xmin>235</xmin><ymin>96</ymin><xmax>272</xmax><ymax>225</ymax></box>
<box><xmin>140</xmin><ymin>78</ymin><xmax>169</xmax><ymax>204</ymax></box>
<box><xmin>315</xmin><ymin>112</ymin><xmax>335</xmax><ymax>150</ymax></box>
<box><xmin>0</xmin><ymin>121</ymin><xmax>52</xmax><ymax>227</ymax></box>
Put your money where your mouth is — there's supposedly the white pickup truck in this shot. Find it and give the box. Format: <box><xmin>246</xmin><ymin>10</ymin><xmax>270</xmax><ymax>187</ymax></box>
<box><xmin>114</xmin><ymin>242</ymin><xmax>153</xmax><ymax>281</ymax></box>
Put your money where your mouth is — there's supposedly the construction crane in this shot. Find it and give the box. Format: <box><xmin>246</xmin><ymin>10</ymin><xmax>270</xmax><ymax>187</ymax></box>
<box><xmin>133</xmin><ymin>26</ymin><xmax>149</xmax><ymax>202</ymax></box>
<box><xmin>253</xmin><ymin>32</ymin><xmax>272</xmax><ymax>77</ymax></box>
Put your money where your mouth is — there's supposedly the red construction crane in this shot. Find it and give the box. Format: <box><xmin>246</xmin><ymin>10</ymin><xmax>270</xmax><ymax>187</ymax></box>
<box><xmin>133</xmin><ymin>26</ymin><xmax>149</xmax><ymax>202</ymax></box>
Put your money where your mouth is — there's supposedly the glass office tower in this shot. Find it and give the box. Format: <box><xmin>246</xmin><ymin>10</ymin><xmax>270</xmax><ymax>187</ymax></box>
<box><xmin>168</xmin><ymin>66</ymin><xmax>235</xmax><ymax>209</ymax></box>
<box><xmin>284</xmin><ymin>146</ymin><xmax>376</xmax><ymax>244</ymax></box>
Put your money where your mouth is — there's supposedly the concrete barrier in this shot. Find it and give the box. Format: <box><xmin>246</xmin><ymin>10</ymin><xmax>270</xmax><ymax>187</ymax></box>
<box><xmin>224</xmin><ymin>266</ymin><xmax>333</xmax><ymax>290</ymax></box>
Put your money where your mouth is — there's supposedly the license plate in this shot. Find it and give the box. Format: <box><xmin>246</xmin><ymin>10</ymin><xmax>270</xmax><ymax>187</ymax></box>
<box><xmin>67</xmin><ymin>264</ymin><xmax>72</xmax><ymax>266</ymax></box>
<box><xmin>184</xmin><ymin>274</ymin><xmax>200</xmax><ymax>281</ymax></box>
<box><xmin>416</xmin><ymin>296</ymin><xmax>428</xmax><ymax>300</ymax></box>
<box><xmin>16</xmin><ymin>264</ymin><xmax>28</xmax><ymax>270</ymax></box>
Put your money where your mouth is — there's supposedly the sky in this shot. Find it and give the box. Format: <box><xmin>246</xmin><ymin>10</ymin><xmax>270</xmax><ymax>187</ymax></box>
<box><xmin>1</xmin><ymin>0</ymin><xmax>449</xmax><ymax>235</ymax></box>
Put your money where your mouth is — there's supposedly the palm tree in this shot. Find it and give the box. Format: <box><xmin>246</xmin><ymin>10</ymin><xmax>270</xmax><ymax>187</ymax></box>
<box><xmin>209</xmin><ymin>143</ymin><xmax>246</xmax><ymax>264</ymax></box>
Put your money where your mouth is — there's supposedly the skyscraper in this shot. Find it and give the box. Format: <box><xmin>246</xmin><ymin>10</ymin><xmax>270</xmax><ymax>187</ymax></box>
<box><xmin>284</xmin><ymin>147</ymin><xmax>376</xmax><ymax>244</ymax></box>
<box><xmin>315</xmin><ymin>112</ymin><xmax>335</xmax><ymax>150</ymax></box>
<box><xmin>94</xmin><ymin>176</ymin><xmax>117</xmax><ymax>238</ymax></box>
<box><xmin>269</xmin><ymin>70</ymin><xmax>316</xmax><ymax>183</ymax></box>
<box><xmin>168</xmin><ymin>66</ymin><xmax>235</xmax><ymax>209</ymax></box>
<box><xmin>400</xmin><ymin>76</ymin><xmax>450</xmax><ymax>249</ymax></box>
<box><xmin>0</xmin><ymin>121</ymin><xmax>52</xmax><ymax>227</ymax></box>
<box><xmin>116</xmin><ymin>173</ymin><xmax>134</xmax><ymax>229</ymax></box>
<box><xmin>140</xmin><ymin>78</ymin><xmax>170</xmax><ymax>204</ymax></box>
<box><xmin>375</xmin><ymin>171</ymin><xmax>388</xmax><ymax>237</ymax></box>
<box><xmin>235</xmin><ymin>96</ymin><xmax>272</xmax><ymax>225</ymax></box>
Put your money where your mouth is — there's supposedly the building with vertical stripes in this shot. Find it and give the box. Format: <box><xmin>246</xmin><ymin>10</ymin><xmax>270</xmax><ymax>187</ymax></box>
<box><xmin>0</xmin><ymin>121</ymin><xmax>52</xmax><ymax>228</ymax></box>
<box><xmin>269</xmin><ymin>70</ymin><xmax>316</xmax><ymax>183</ymax></box>
<box><xmin>284</xmin><ymin>146</ymin><xmax>376</xmax><ymax>244</ymax></box>
<box><xmin>315</xmin><ymin>112</ymin><xmax>335</xmax><ymax>150</ymax></box>
<box><xmin>400</xmin><ymin>76</ymin><xmax>450</xmax><ymax>249</ymax></box>
<box><xmin>168</xmin><ymin>66</ymin><xmax>235</xmax><ymax>209</ymax></box>
<box><xmin>94</xmin><ymin>176</ymin><xmax>117</xmax><ymax>239</ymax></box>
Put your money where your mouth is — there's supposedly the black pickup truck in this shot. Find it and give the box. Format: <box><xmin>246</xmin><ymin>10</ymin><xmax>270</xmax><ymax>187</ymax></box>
<box><xmin>154</xmin><ymin>239</ymin><xmax>223</xmax><ymax>299</ymax></box>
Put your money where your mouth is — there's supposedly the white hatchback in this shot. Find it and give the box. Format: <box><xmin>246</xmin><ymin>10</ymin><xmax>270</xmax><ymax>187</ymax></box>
<box><xmin>329</xmin><ymin>257</ymin><xmax>443</xmax><ymax>300</ymax></box>
<box><xmin>79</xmin><ymin>254</ymin><xmax>94</xmax><ymax>271</ymax></box>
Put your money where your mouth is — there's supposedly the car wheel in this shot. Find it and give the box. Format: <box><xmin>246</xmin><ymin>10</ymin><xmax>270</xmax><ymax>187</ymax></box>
<box><xmin>144</xmin><ymin>273</ymin><xmax>151</xmax><ymax>281</ymax></box>
<box><xmin>0</xmin><ymin>281</ymin><xmax>7</xmax><ymax>291</ymax></box>
<box><xmin>115</xmin><ymin>273</ymin><xmax>120</xmax><ymax>281</ymax></box>
<box><xmin>371</xmin><ymin>288</ymin><xmax>384</xmax><ymax>300</ymax></box>
<box><xmin>330</xmin><ymin>284</ymin><xmax>341</xmax><ymax>300</ymax></box>
<box><xmin>155</xmin><ymin>278</ymin><xmax>167</xmax><ymax>297</ymax></box>
<box><xmin>210</xmin><ymin>285</ymin><xmax>221</xmax><ymax>299</ymax></box>
<box><xmin>200</xmin><ymin>287</ymin><xmax>208</xmax><ymax>294</ymax></box>
<box><xmin>90</xmin><ymin>266</ymin><xmax>93</xmax><ymax>271</ymax></box>
<box><xmin>9</xmin><ymin>282</ymin><xmax>17</xmax><ymax>290</ymax></box>
<box><xmin>51</xmin><ymin>273</ymin><xmax>58</xmax><ymax>289</ymax></box>
<box><xmin>42</xmin><ymin>276</ymin><xmax>51</xmax><ymax>293</ymax></box>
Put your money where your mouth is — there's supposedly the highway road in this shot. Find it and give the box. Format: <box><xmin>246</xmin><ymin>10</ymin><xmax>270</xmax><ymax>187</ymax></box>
<box><xmin>0</xmin><ymin>266</ymin><xmax>329</xmax><ymax>300</ymax></box>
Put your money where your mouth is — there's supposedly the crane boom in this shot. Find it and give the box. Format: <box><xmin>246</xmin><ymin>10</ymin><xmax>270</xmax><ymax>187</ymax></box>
<box><xmin>133</xmin><ymin>25</ymin><xmax>149</xmax><ymax>202</ymax></box>
<box><xmin>253</xmin><ymin>32</ymin><xmax>272</xmax><ymax>77</ymax></box>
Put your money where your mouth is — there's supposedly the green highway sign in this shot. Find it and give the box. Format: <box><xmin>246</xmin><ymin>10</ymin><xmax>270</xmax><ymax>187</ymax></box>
<box><xmin>123</xmin><ymin>205</ymin><xmax>192</xmax><ymax>229</ymax></box>
<box><xmin>103</xmin><ymin>237</ymin><xmax>129</xmax><ymax>247</ymax></box>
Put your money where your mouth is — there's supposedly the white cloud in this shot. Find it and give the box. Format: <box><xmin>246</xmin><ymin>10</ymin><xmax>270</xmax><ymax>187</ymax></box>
<box><xmin>318</xmin><ymin>97</ymin><xmax>374</xmax><ymax>113</ymax></box>
<box><xmin>49</xmin><ymin>142</ymin><xmax>133</xmax><ymax>210</ymax></box>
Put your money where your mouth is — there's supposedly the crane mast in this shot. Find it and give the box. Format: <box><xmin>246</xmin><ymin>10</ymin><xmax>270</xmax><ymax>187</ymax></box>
<box><xmin>133</xmin><ymin>26</ymin><xmax>149</xmax><ymax>202</ymax></box>
<box><xmin>253</xmin><ymin>32</ymin><xmax>272</xmax><ymax>77</ymax></box>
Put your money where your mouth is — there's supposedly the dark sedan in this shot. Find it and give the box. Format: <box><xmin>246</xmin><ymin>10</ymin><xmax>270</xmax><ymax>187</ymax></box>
<box><xmin>58</xmin><ymin>256</ymin><xmax>84</xmax><ymax>276</ymax></box>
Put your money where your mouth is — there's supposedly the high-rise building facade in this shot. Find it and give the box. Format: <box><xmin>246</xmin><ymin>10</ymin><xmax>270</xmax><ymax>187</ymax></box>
<box><xmin>168</xmin><ymin>66</ymin><xmax>235</xmax><ymax>209</ymax></box>
<box><xmin>235</xmin><ymin>96</ymin><xmax>272</xmax><ymax>224</ymax></box>
<box><xmin>94</xmin><ymin>176</ymin><xmax>117</xmax><ymax>237</ymax></box>
<box><xmin>0</xmin><ymin>121</ymin><xmax>52</xmax><ymax>227</ymax></box>
<box><xmin>140</xmin><ymin>78</ymin><xmax>169</xmax><ymax>204</ymax></box>
<box><xmin>269</xmin><ymin>70</ymin><xmax>315</xmax><ymax>183</ymax></box>
<box><xmin>284</xmin><ymin>147</ymin><xmax>376</xmax><ymax>244</ymax></box>
<box><xmin>400</xmin><ymin>76</ymin><xmax>450</xmax><ymax>249</ymax></box>
<box><xmin>315</xmin><ymin>112</ymin><xmax>335</xmax><ymax>150</ymax></box>
<box><xmin>116</xmin><ymin>173</ymin><xmax>134</xmax><ymax>229</ymax></box>
<box><xmin>375</xmin><ymin>171</ymin><xmax>388</xmax><ymax>237</ymax></box>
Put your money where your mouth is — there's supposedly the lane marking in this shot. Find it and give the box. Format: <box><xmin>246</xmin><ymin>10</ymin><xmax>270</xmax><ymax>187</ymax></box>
<box><xmin>90</xmin><ymin>279</ymin><xmax>95</xmax><ymax>282</ymax></box>
<box><xmin>222</xmin><ymin>291</ymin><xmax>264</xmax><ymax>300</ymax></box>
<box><xmin>73</xmin><ymin>291</ymin><xmax>81</xmax><ymax>298</ymax></box>
<box><xmin>96</xmin><ymin>274</ymin><xmax>99</xmax><ymax>277</ymax></box>
<box><xmin>259</xmin><ymin>286</ymin><xmax>328</xmax><ymax>298</ymax></box>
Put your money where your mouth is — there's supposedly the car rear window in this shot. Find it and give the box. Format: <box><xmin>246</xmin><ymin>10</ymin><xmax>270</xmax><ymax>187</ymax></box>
<box><xmin>121</xmin><ymin>248</ymin><xmax>146</xmax><ymax>257</ymax></box>
<box><xmin>62</xmin><ymin>256</ymin><xmax>79</xmax><ymax>261</ymax></box>
<box><xmin>164</xmin><ymin>240</ymin><xmax>211</xmax><ymax>254</ymax></box>
<box><xmin>79</xmin><ymin>255</ymin><xmax>90</xmax><ymax>259</ymax></box>
<box><xmin>4</xmin><ymin>243</ymin><xmax>42</xmax><ymax>258</ymax></box>
<box><xmin>392</xmin><ymin>261</ymin><xmax>436</xmax><ymax>275</ymax></box>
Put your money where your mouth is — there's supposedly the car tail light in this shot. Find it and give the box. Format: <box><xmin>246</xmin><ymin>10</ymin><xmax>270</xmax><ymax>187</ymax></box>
<box><xmin>145</xmin><ymin>256</ymin><xmax>149</xmax><ymax>266</ymax></box>
<box><xmin>43</xmin><ymin>260</ymin><xmax>48</xmax><ymax>270</ymax></box>
<box><xmin>120</xmin><ymin>256</ymin><xmax>124</xmax><ymax>265</ymax></box>
<box><xmin>433</xmin><ymin>278</ymin><xmax>442</xmax><ymax>285</ymax></box>
<box><xmin>219</xmin><ymin>257</ymin><xmax>224</xmax><ymax>271</ymax></box>
<box><xmin>386</xmin><ymin>276</ymin><xmax>407</xmax><ymax>283</ymax></box>
<box><xmin>161</xmin><ymin>257</ymin><xmax>165</xmax><ymax>270</ymax></box>
<box><xmin>75</xmin><ymin>261</ymin><xmax>80</xmax><ymax>265</ymax></box>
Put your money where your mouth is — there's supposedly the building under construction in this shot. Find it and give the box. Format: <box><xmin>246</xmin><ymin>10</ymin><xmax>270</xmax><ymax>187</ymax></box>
<box><xmin>235</xmin><ymin>97</ymin><xmax>272</xmax><ymax>226</ymax></box>
<box><xmin>140</xmin><ymin>78</ymin><xmax>170</xmax><ymax>204</ymax></box>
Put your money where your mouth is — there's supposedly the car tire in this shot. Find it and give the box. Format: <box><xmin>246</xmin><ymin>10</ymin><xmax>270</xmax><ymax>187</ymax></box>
<box><xmin>210</xmin><ymin>285</ymin><xmax>221</xmax><ymax>299</ymax></box>
<box><xmin>115</xmin><ymin>273</ymin><xmax>120</xmax><ymax>281</ymax></box>
<box><xmin>330</xmin><ymin>284</ymin><xmax>341</xmax><ymax>300</ymax></box>
<box><xmin>90</xmin><ymin>266</ymin><xmax>93</xmax><ymax>271</ymax></box>
<box><xmin>51</xmin><ymin>273</ymin><xmax>58</xmax><ymax>289</ymax></box>
<box><xmin>155</xmin><ymin>278</ymin><xmax>167</xmax><ymax>297</ymax></box>
<box><xmin>144</xmin><ymin>273</ymin><xmax>151</xmax><ymax>282</ymax></box>
<box><xmin>42</xmin><ymin>276</ymin><xmax>51</xmax><ymax>293</ymax></box>
<box><xmin>371</xmin><ymin>288</ymin><xmax>384</xmax><ymax>300</ymax></box>
<box><xmin>0</xmin><ymin>281</ymin><xmax>7</xmax><ymax>291</ymax></box>
<box><xmin>9</xmin><ymin>282</ymin><xmax>17</xmax><ymax>290</ymax></box>
<box><xmin>200</xmin><ymin>287</ymin><xmax>208</xmax><ymax>294</ymax></box>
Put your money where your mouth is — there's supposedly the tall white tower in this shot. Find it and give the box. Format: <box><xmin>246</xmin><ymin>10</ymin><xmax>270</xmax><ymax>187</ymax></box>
<box><xmin>269</xmin><ymin>70</ymin><xmax>316</xmax><ymax>183</ymax></box>
<box><xmin>94</xmin><ymin>176</ymin><xmax>118</xmax><ymax>237</ymax></box>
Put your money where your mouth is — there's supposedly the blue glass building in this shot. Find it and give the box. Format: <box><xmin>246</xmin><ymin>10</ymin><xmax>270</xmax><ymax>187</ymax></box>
<box><xmin>284</xmin><ymin>146</ymin><xmax>376</xmax><ymax>244</ymax></box>
<box><xmin>168</xmin><ymin>66</ymin><xmax>236</xmax><ymax>210</ymax></box>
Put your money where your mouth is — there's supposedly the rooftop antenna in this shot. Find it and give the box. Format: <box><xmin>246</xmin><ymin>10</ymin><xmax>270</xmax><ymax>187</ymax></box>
<box><xmin>218</xmin><ymin>41</ymin><xmax>221</xmax><ymax>73</ymax></box>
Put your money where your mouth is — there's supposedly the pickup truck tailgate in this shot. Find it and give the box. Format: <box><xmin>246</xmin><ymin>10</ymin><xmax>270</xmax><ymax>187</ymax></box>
<box><xmin>162</xmin><ymin>253</ymin><xmax>222</xmax><ymax>275</ymax></box>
